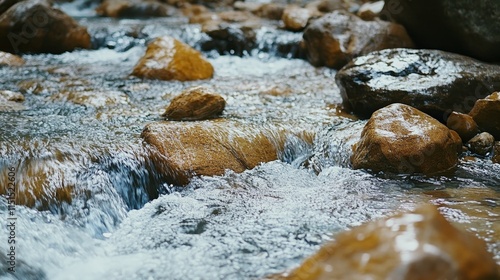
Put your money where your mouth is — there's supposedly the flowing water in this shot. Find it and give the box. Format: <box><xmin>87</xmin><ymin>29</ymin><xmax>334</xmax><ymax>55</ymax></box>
<box><xmin>0</xmin><ymin>3</ymin><xmax>499</xmax><ymax>279</ymax></box>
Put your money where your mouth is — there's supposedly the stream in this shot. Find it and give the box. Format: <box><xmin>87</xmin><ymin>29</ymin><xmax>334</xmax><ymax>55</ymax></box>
<box><xmin>0</xmin><ymin>1</ymin><xmax>499</xmax><ymax>279</ymax></box>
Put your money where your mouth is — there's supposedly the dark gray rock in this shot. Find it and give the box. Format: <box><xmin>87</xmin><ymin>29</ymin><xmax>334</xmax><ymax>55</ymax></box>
<box><xmin>381</xmin><ymin>0</ymin><xmax>500</xmax><ymax>62</ymax></box>
<box><xmin>336</xmin><ymin>48</ymin><xmax>500</xmax><ymax>120</ymax></box>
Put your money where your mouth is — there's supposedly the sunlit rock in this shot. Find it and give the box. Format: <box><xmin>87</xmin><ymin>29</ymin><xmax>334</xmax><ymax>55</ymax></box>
<box><xmin>0</xmin><ymin>90</ymin><xmax>24</xmax><ymax>102</ymax></box>
<box><xmin>132</xmin><ymin>36</ymin><xmax>214</xmax><ymax>81</ymax></box>
<box><xmin>467</xmin><ymin>132</ymin><xmax>495</xmax><ymax>157</ymax></box>
<box><xmin>0</xmin><ymin>0</ymin><xmax>91</xmax><ymax>54</ymax></box>
<box><xmin>357</xmin><ymin>0</ymin><xmax>383</xmax><ymax>21</ymax></box>
<box><xmin>141</xmin><ymin>120</ymin><xmax>313</xmax><ymax>186</ymax></box>
<box><xmin>446</xmin><ymin>111</ymin><xmax>479</xmax><ymax>143</ymax></box>
<box><xmin>382</xmin><ymin>0</ymin><xmax>500</xmax><ymax>62</ymax></box>
<box><xmin>281</xmin><ymin>6</ymin><xmax>320</xmax><ymax>32</ymax></box>
<box><xmin>272</xmin><ymin>205</ymin><xmax>500</xmax><ymax>280</ymax></box>
<box><xmin>96</xmin><ymin>0</ymin><xmax>176</xmax><ymax>18</ymax></box>
<box><xmin>303</xmin><ymin>10</ymin><xmax>413</xmax><ymax>69</ymax></box>
<box><xmin>351</xmin><ymin>103</ymin><xmax>462</xmax><ymax>174</ymax></box>
<box><xmin>469</xmin><ymin>92</ymin><xmax>500</xmax><ymax>140</ymax></box>
<box><xmin>0</xmin><ymin>51</ymin><xmax>24</xmax><ymax>66</ymax></box>
<box><xmin>163</xmin><ymin>86</ymin><xmax>225</xmax><ymax>121</ymax></box>
<box><xmin>336</xmin><ymin>49</ymin><xmax>500</xmax><ymax>120</ymax></box>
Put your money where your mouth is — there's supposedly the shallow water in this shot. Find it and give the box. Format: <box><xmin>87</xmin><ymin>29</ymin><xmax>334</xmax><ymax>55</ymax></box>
<box><xmin>0</xmin><ymin>5</ymin><xmax>499</xmax><ymax>280</ymax></box>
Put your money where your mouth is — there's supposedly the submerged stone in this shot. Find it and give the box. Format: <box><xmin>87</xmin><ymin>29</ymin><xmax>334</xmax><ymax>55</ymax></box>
<box><xmin>272</xmin><ymin>205</ymin><xmax>500</xmax><ymax>280</ymax></box>
<box><xmin>336</xmin><ymin>49</ymin><xmax>500</xmax><ymax>120</ymax></box>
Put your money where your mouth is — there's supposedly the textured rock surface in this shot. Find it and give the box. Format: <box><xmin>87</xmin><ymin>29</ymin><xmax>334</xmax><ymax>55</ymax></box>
<box><xmin>351</xmin><ymin>103</ymin><xmax>462</xmax><ymax>174</ymax></box>
<box><xmin>336</xmin><ymin>49</ymin><xmax>500</xmax><ymax>120</ymax></box>
<box><xmin>273</xmin><ymin>205</ymin><xmax>500</xmax><ymax>280</ymax></box>
<box><xmin>469</xmin><ymin>92</ymin><xmax>500</xmax><ymax>140</ymax></box>
<box><xmin>467</xmin><ymin>132</ymin><xmax>495</xmax><ymax>157</ymax></box>
<box><xmin>0</xmin><ymin>0</ymin><xmax>91</xmax><ymax>54</ymax></box>
<box><xmin>0</xmin><ymin>51</ymin><xmax>24</xmax><ymax>66</ymax></box>
<box><xmin>96</xmin><ymin>0</ymin><xmax>176</xmax><ymax>18</ymax></box>
<box><xmin>303</xmin><ymin>10</ymin><xmax>414</xmax><ymax>69</ymax></box>
<box><xmin>163</xmin><ymin>86</ymin><xmax>225</xmax><ymax>120</ymax></box>
<box><xmin>141</xmin><ymin>121</ymin><xmax>279</xmax><ymax>185</ymax></box>
<box><xmin>132</xmin><ymin>36</ymin><xmax>214</xmax><ymax>81</ymax></box>
<box><xmin>281</xmin><ymin>6</ymin><xmax>319</xmax><ymax>32</ymax></box>
<box><xmin>382</xmin><ymin>0</ymin><xmax>500</xmax><ymax>62</ymax></box>
<box><xmin>446</xmin><ymin>111</ymin><xmax>479</xmax><ymax>142</ymax></box>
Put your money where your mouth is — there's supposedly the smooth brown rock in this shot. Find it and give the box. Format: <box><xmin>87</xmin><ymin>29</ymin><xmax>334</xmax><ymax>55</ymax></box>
<box><xmin>446</xmin><ymin>111</ymin><xmax>479</xmax><ymax>142</ymax></box>
<box><xmin>254</xmin><ymin>3</ymin><xmax>285</xmax><ymax>20</ymax></box>
<box><xmin>273</xmin><ymin>205</ymin><xmax>500</xmax><ymax>280</ymax></box>
<box><xmin>163</xmin><ymin>86</ymin><xmax>225</xmax><ymax>121</ymax></box>
<box><xmin>96</xmin><ymin>0</ymin><xmax>176</xmax><ymax>17</ymax></box>
<box><xmin>132</xmin><ymin>36</ymin><xmax>214</xmax><ymax>81</ymax></box>
<box><xmin>469</xmin><ymin>92</ymin><xmax>500</xmax><ymax>139</ymax></box>
<box><xmin>467</xmin><ymin>132</ymin><xmax>495</xmax><ymax>156</ymax></box>
<box><xmin>281</xmin><ymin>6</ymin><xmax>320</xmax><ymax>32</ymax></box>
<box><xmin>141</xmin><ymin>120</ymin><xmax>279</xmax><ymax>185</ymax></box>
<box><xmin>0</xmin><ymin>51</ymin><xmax>24</xmax><ymax>66</ymax></box>
<box><xmin>218</xmin><ymin>10</ymin><xmax>256</xmax><ymax>23</ymax></box>
<box><xmin>493</xmin><ymin>142</ymin><xmax>500</xmax><ymax>164</ymax></box>
<box><xmin>351</xmin><ymin>103</ymin><xmax>462</xmax><ymax>174</ymax></box>
<box><xmin>303</xmin><ymin>10</ymin><xmax>414</xmax><ymax>69</ymax></box>
<box><xmin>0</xmin><ymin>0</ymin><xmax>91</xmax><ymax>54</ymax></box>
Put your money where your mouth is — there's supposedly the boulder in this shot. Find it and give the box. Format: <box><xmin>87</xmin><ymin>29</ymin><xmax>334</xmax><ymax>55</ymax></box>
<box><xmin>141</xmin><ymin>120</ymin><xmax>279</xmax><ymax>185</ymax></box>
<box><xmin>351</xmin><ymin>103</ymin><xmax>462</xmax><ymax>174</ymax></box>
<box><xmin>303</xmin><ymin>10</ymin><xmax>414</xmax><ymax>69</ymax></box>
<box><xmin>96</xmin><ymin>0</ymin><xmax>176</xmax><ymax>18</ymax></box>
<box><xmin>446</xmin><ymin>112</ymin><xmax>479</xmax><ymax>142</ymax></box>
<box><xmin>381</xmin><ymin>0</ymin><xmax>500</xmax><ymax>62</ymax></box>
<box><xmin>0</xmin><ymin>51</ymin><xmax>24</xmax><ymax>66</ymax></box>
<box><xmin>467</xmin><ymin>132</ymin><xmax>495</xmax><ymax>157</ymax></box>
<box><xmin>0</xmin><ymin>0</ymin><xmax>91</xmax><ymax>54</ymax></box>
<box><xmin>281</xmin><ymin>6</ymin><xmax>320</xmax><ymax>32</ymax></box>
<box><xmin>163</xmin><ymin>86</ymin><xmax>225</xmax><ymax>121</ymax></box>
<box><xmin>273</xmin><ymin>205</ymin><xmax>500</xmax><ymax>280</ymax></box>
<box><xmin>132</xmin><ymin>36</ymin><xmax>214</xmax><ymax>81</ymax></box>
<box><xmin>493</xmin><ymin>142</ymin><xmax>500</xmax><ymax>164</ymax></box>
<box><xmin>469</xmin><ymin>92</ymin><xmax>500</xmax><ymax>139</ymax></box>
<box><xmin>336</xmin><ymin>49</ymin><xmax>500</xmax><ymax>120</ymax></box>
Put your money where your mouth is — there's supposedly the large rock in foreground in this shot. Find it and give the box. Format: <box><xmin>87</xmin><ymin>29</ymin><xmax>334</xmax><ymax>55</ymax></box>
<box><xmin>141</xmin><ymin>121</ymin><xmax>281</xmax><ymax>185</ymax></box>
<box><xmin>336</xmin><ymin>48</ymin><xmax>500</xmax><ymax>120</ymax></box>
<box><xmin>469</xmin><ymin>92</ymin><xmax>500</xmax><ymax>140</ymax></box>
<box><xmin>351</xmin><ymin>103</ymin><xmax>462</xmax><ymax>174</ymax></box>
<box><xmin>273</xmin><ymin>205</ymin><xmax>500</xmax><ymax>280</ymax></box>
<box><xmin>132</xmin><ymin>36</ymin><xmax>214</xmax><ymax>81</ymax></box>
<box><xmin>0</xmin><ymin>0</ymin><xmax>91</xmax><ymax>54</ymax></box>
<box><xmin>303</xmin><ymin>10</ymin><xmax>414</xmax><ymax>69</ymax></box>
<box><xmin>382</xmin><ymin>0</ymin><xmax>500</xmax><ymax>62</ymax></box>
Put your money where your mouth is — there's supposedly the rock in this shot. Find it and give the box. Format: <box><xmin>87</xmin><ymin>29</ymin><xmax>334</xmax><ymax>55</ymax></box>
<box><xmin>273</xmin><ymin>205</ymin><xmax>500</xmax><ymax>280</ymax></box>
<box><xmin>493</xmin><ymin>142</ymin><xmax>500</xmax><ymax>164</ymax></box>
<box><xmin>336</xmin><ymin>49</ymin><xmax>500</xmax><ymax>120</ymax></box>
<box><xmin>381</xmin><ymin>0</ymin><xmax>500</xmax><ymax>62</ymax></box>
<box><xmin>188</xmin><ymin>11</ymin><xmax>219</xmax><ymax>24</ymax></box>
<box><xmin>163</xmin><ymin>86</ymin><xmax>225</xmax><ymax>121</ymax></box>
<box><xmin>303</xmin><ymin>10</ymin><xmax>414</xmax><ymax>69</ymax></box>
<box><xmin>446</xmin><ymin>112</ymin><xmax>479</xmax><ymax>142</ymax></box>
<box><xmin>467</xmin><ymin>132</ymin><xmax>495</xmax><ymax>157</ymax></box>
<box><xmin>132</xmin><ymin>36</ymin><xmax>214</xmax><ymax>81</ymax></box>
<box><xmin>254</xmin><ymin>3</ymin><xmax>285</xmax><ymax>20</ymax></box>
<box><xmin>201</xmin><ymin>21</ymin><xmax>258</xmax><ymax>56</ymax></box>
<box><xmin>96</xmin><ymin>0</ymin><xmax>176</xmax><ymax>18</ymax></box>
<box><xmin>305</xmin><ymin>0</ymin><xmax>348</xmax><ymax>13</ymax></box>
<box><xmin>51</xmin><ymin>90</ymin><xmax>130</xmax><ymax>108</ymax></box>
<box><xmin>351</xmin><ymin>103</ymin><xmax>462</xmax><ymax>174</ymax></box>
<box><xmin>0</xmin><ymin>51</ymin><xmax>24</xmax><ymax>66</ymax></box>
<box><xmin>217</xmin><ymin>10</ymin><xmax>256</xmax><ymax>23</ymax></box>
<box><xmin>0</xmin><ymin>89</ymin><xmax>25</xmax><ymax>111</ymax></box>
<box><xmin>469</xmin><ymin>92</ymin><xmax>500</xmax><ymax>139</ymax></box>
<box><xmin>281</xmin><ymin>6</ymin><xmax>320</xmax><ymax>32</ymax></box>
<box><xmin>141</xmin><ymin>121</ymin><xmax>279</xmax><ymax>185</ymax></box>
<box><xmin>0</xmin><ymin>90</ymin><xmax>24</xmax><ymax>102</ymax></box>
<box><xmin>180</xmin><ymin>3</ymin><xmax>207</xmax><ymax>18</ymax></box>
<box><xmin>0</xmin><ymin>0</ymin><xmax>91</xmax><ymax>54</ymax></box>
<box><xmin>357</xmin><ymin>0</ymin><xmax>383</xmax><ymax>20</ymax></box>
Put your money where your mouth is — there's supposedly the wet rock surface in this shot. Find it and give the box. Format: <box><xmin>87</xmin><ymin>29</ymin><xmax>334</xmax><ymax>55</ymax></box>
<box><xmin>382</xmin><ymin>0</ymin><xmax>500</xmax><ymax>62</ymax></box>
<box><xmin>469</xmin><ymin>92</ymin><xmax>500</xmax><ymax>140</ymax></box>
<box><xmin>0</xmin><ymin>51</ymin><xmax>24</xmax><ymax>66</ymax></box>
<box><xmin>0</xmin><ymin>0</ymin><xmax>91</xmax><ymax>54</ymax></box>
<box><xmin>274</xmin><ymin>205</ymin><xmax>500</xmax><ymax>280</ymax></box>
<box><xmin>96</xmin><ymin>0</ymin><xmax>176</xmax><ymax>18</ymax></box>
<box><xmin>336</xmin><ymin>48</ymin><xmax>500</xmax><ymax>120</ymax></box>
<box><xmin>467</xmin><ymin>132</ymin><xmax>495</xmax><ymax>157</ymax></box>
<box><xmin>303</xmin><ymin>10</ymin><xmax>414</xmax><ymax>69</ymax></box>
<box><xmin>132</xmin><ymin>35</ymin><xmax>214</xmax><ymax>81</ymax></box>
<box><xmin>351</xmin><ymin>103</ymin><xmax>462</xmax><ymax>174</ymax></box>
<box><xmin>163</xmin><ymin>86</ymin><xmax>225</xmax><ymax>121</ymax></box>
<box><xmin>446</xmin><ymin>112</ymin><xmax>479</xmax><ymax>143</ymax></box>
<box><xmin>281</xmin><ymin>6</ymin><xmax>320</xmax><ymax>32</ymax></box>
